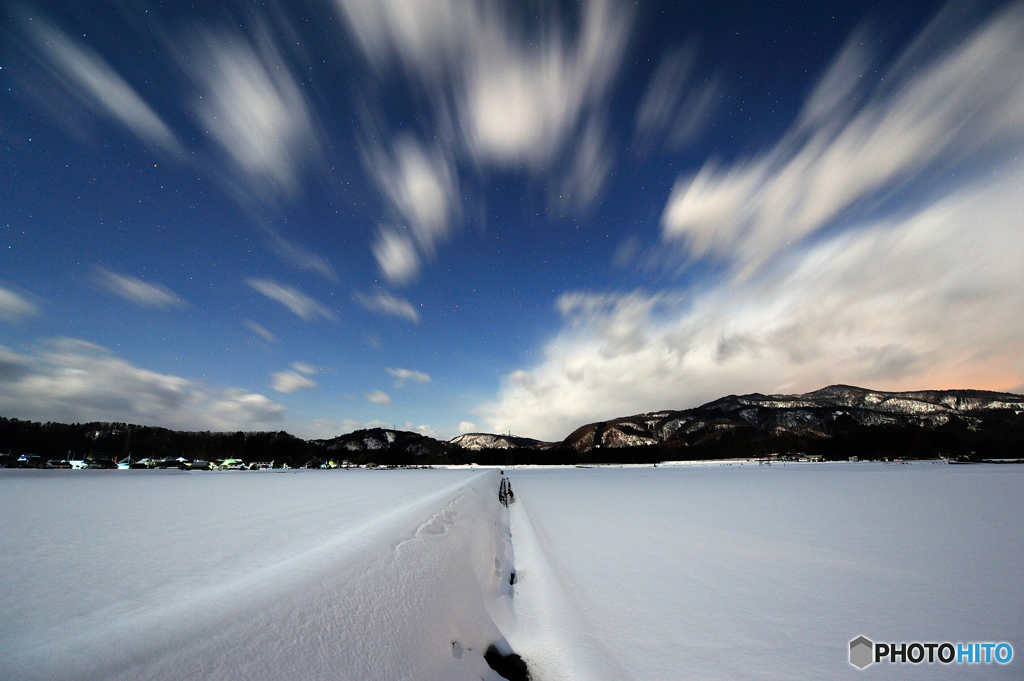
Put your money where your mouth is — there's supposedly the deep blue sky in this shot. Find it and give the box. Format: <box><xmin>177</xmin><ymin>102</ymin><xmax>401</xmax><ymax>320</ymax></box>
<box><xmin>2</xmin><ymin>0</ymin><xmax>1022</xmax><ymax>440</ymax></box>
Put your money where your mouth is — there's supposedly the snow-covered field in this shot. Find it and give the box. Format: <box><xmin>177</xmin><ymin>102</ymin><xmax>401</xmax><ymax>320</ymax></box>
<box><xmin>506</xmin><ymin>463</ymin><xmax>1024</xmax><ymax>679</ymax></box>
<box><xmin>2</xmin><ymin>463</ymin><xmax>1021</xmax><ymax>680</ymax></box>
<box><xmin>1</xmin><ymin>469</ymin><xmax>515</xmax><ymax>681</ymax></box>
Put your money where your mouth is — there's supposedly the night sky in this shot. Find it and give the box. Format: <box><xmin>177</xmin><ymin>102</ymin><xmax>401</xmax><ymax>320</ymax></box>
<box><xmin>2</xmin><ymin>0</ymin><xmax>1022</xmax><ymax>441</ymax></box>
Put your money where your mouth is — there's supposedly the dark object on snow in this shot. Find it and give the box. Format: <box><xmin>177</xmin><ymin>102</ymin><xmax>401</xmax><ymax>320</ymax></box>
<box><xmin>485</xmin><ymin>644</ymin><xmax>530</xmax><ymax>681</ymax></box>
<box><xmin>498</xmin><ymin>477</ymin><xmax>515</xmax><ymax>506</ymax></box>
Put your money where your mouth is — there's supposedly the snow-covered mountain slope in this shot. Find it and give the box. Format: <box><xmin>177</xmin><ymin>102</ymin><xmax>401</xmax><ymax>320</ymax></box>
<box><xmin>506</xmin><ymin>463</ymin><xmax>1024</xmax><ymax>680</ymax></box>
<box><xmin>0</xmin><ymin>469</ymin><xmax>517</xmax><ymax>681</ymax></box>
<box><xmin>558</xmin><ymin>385</ymin><xmax>1024</xmax><ymax>456</ymax></box>
<box><xmin>449</xmin><ymin>433</ymin><xmax>555</xmax><ymax>451</ymax></box>
<box><xmin>314</xmin><ymin>427</ymin><xmax>453</xmax><ymax>460</ymax></box>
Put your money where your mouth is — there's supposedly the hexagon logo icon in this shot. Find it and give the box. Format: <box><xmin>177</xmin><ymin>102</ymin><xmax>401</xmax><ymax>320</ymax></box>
<box><xmin>850</xmin><ymin>636</ymin><xmax>874</xmax><ymax>669</ymax></box>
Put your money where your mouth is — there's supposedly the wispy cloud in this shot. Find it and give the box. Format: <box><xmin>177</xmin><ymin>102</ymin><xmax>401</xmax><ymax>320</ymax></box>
<box><xmin>370</xmin><ymin>228</ymin><xmax>421</xmax><ymax>286</ymax></box>
<box><xmin>386</xmin><ymin>367</ymin><xmax>431</xmax><ymax>388</ymax></box>
<box><xmin>365</xmin><ymin>137</ymin><xmax>459</xmax><ymax>284</ymax></box>
<box><xmin>0</xmin><ymin>339</ymin><xmax>285</xmax><ymax>430</ymax></box>
<box><xmin>263</xmin><ymin>225</ymin><xmax>337</xmax><ymax>281</ymax></box>
<box><xmin>95</xmin><ymin>267</ymin><xmax>184</xmax><ymax>309</ymax></box>
<box><xmin>633</xmin><ymin>42</ymin><xmax>723</xmax><ymax>154</ymax></box>
<box><xmin>354</xmin><ymin>290</ymin><xmax>420</xmax><ymax>324</ymax></box>
<box><xmin>459</xmin><ymin>0</ymin><xmax>630</xmax><ymax>170</ymax></box>
<box><xmin>269</xmin><ymin>361</ymin><xmax>319</xmax><ymax>393</ymax></box>
<box><xmin>555</xmin><ymin>115</ymin><xmax>613</xmax><ymax>210</ymax></box>
<box><xmin>340</xmin><ymin>0</ymin><xmax>635</xmax><ymax>276</ymax></box>
<box><xmin>373</xmin><ymin>137</ymin><xmax>459</xmax><ymax>255</ymax></box>
<box><xmin>0</xmin><ymin>286</ymin><xmax>39</xmax><ymax>322</ymax></box>
<box><xmin>480</xmin><ymin>5</ymin><xmax>1024</xmax><ymax>440</ymax></box>
<box><xmin>20</xmin><ymin>13</ymin><xmax>180</xmax><ymax>154</ymax></box>
<box><xmin>661</xmin><ymin>5</ymin><xmax>1024</xmax><ymax>281</ymax></box>
<box><xmin>247</xmin><ymin>279</ymin><xmax>334</xmax><ymax>321</ymax></box>
<box><xmin>408</xmin><ymin>422</ymin><xmax>440</xmax><ymax>439</ymax></box>
<box><xmin>180</xmin><ymin>21</ymin><xmax>318</xmax><ymax>203</ymax></box>
<box><xmin>483</xmin><ymin>168</ymin><xmax>1024</xmax><ymax>438</ymax></box>
<box><xmin>457</xmin><ymin>421</ymin><xmax>477</xmax><ymax>434</ymax></box>
<box><xmin>244</xmin><ymin>320</ymin><xmax>278</xmax><ymax>344</ymax></box>
<box><xmin>290</xmin><ymin>362</ymin><xmax>317</xmax><ymax>375</ymax></box>
<box><xmin>364</xmin><ymin>389</ymin><xmax>392</xmax><ymax>407</ymax></box>
<box><xmin>270</xmin><ymin>370</ymin><xmax>317</xmax><ymax>394</ymax></box>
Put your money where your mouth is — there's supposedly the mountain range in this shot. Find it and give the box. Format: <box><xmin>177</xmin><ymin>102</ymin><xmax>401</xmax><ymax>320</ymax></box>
<box><xmin>3</xmin><ymin>385</ymin><xmax>1022</xmax><ymax>466</ymax></box>
<box><xmin>316</xmin><ymin>384</ymin><xmax>1024</xmax><ymax>464</ymax></box>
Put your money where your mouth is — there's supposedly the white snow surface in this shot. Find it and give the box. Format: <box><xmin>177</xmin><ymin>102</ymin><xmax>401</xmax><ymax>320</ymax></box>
<box><xmin>2</xmin><ymin>463</ymin><xmax>1022</xmax><ymax>680</ymax></box>
<box><xmin>505</xmin><ymin>463</ymin><xmax>1024</xmax><ymax>680</ymax></box>
<box><xmin>0</xmin><ymin>469</ymin><xmax>515</xmax><ymax>681</ymax></box>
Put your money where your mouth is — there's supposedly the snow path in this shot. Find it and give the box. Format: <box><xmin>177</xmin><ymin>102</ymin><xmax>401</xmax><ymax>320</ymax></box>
<box><xmin>503</xmin><ymin>489</ymin><xmax>632</xmax><ymax>681</ymax></box>
<box><xmin>505</xmin><ymin>463</ymin><xmax>1024</xmax><ymax>680</ymax></box>
<box><xmin>1</xmin><ymin>469</ymin><xmax>515</xmax><ymax>681</ymax></box>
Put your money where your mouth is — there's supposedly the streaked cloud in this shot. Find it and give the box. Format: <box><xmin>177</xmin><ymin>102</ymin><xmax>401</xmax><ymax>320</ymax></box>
<box><xmin>408</xmin><ymin>422</ymin><xmax>440</xmax><ymax>439</ymax></box>
<box><xmin>483</xmin><ymin>168</ymin><xmax>1024</xmax><ymax>438</ymax></box>
<box><xmin>661</xmin><ymin>5</ymin><xmax>1024</xmax><ymax>281</ymax></box>
<box><xmin>244</xmin><ymin>320</ymin><xmax>278</xmax><ymax>344</ymax></box>
<box><xmin>335</xmin><ymin>0</ymin><xmax>460</xmax><ymax>72</ymax></box>
<box><xmin>390</xmin><ymin>0</ymin><xmax>630</xmax><ymax>170</ymax></box>
<box><xmin>365</xmin><ymin>137</ymin><xmax>459</xmax><ymax>283</ymax></box>
<box><xmin>0</xmin><ymin>286</ymin><xmax>40</xmax><ymax>322</ymax></box>
<box><xmin>0</xmin><ymin>346</ymin><xmax>33</xmax><ymax>382</ymax></box>
<box><xmin>20</xmin><ymin>13</ymin><xmax>180</xmax><ymax>154</ymax></box>
<box><xmin>263</xmin><ymin>226</ymin><xmax>337</xmax><ymax>281</ymax></box>
<box><xmin>290</xmin><ymin>362</ymin><xmax>317</xmax><ymax>376</ymax></box>
<box><xmin>0</xmin><ymin>339</ymin><xmax>285</xmax><ymax>431</ymax></box>
<box><xmin>270</xmin><ymin>370</ymin><xmax>317</xmax><ymax>394</ymax></box>
<box><xmin>247</xmin><ymin>278</ymin><xmax>334</xmax><ymax>321</ymax></box>
<box><xmin>181</xmin><ymin>22</ymin><xmax>318</xmax><ymax>203</ymax></box>
<box><xmin>371</xmin><ymin>228</ymin><xmax>421</xmax><ymax>286</ymax></box>
<box><xmin>95</xmin><ymin>267</ymin><xmax>184</xmax><ymax>309</ymax></box>
<box><xmin>460</xmin><ymin>0</ymin><xmax>631</xmax><ymax>170</ymax></box>
<box><xmin>340</xmin><ymin>0</ymin><xmax>635</xmax><ymax>275</ymax></box>
<box><xmin>354</xmin><ymin>290</ymin><xmax>420</xmax><ymax>324</ymax></box>
<box><xmin>556</xmin><ymin>116</ymin><xmax>613</xmax><ymax>210</ymax></box>
<box><xmin>386</xmin><ymin>367</ymin><xmax>431</xmax><ymax>388</ymax></box>
<box><xmin>481</xmin><ymin>7</ymin><xmax>1024</xmax><ymax>440</ymax></box>
<box><xmin>364</xmin><ymin>389</ymin><xmax>392</xmax><ymax>407</ymax></box>
<box><xmin>373</xmin><ymin>137</ymin><xmax>459</xmax><ymax>255</ymax></box>
<box><xmin>633</xmin><ymin>42</ymin><xmax>723</xmax><ymax>154</ymax></box>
